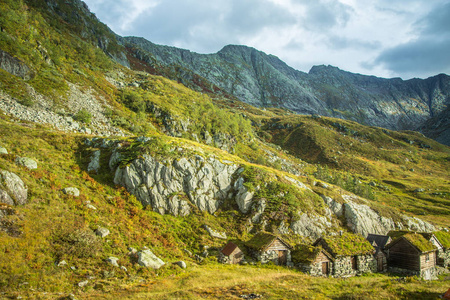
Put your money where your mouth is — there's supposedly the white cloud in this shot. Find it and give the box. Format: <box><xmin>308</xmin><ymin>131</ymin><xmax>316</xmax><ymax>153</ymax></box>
<box><xmin>83</xmin><ymin>0</ymin><xmax>448</xmax><ymax>79</ymax></box>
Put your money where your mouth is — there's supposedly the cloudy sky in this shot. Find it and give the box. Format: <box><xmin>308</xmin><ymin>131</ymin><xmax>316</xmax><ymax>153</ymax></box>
<box><xmin>83</xmin><ymin>0</ymin><xmax>450</xmax><ymax>79</ymax></box>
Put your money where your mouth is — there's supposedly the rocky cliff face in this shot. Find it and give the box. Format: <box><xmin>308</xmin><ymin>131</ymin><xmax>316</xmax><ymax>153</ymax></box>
<box><xmin>87</xmin><ymin>138</ymin><xmax>438</xmax><ymax>240</ymax></box>
<box><xmin>121</xmin><ymin>39</ymin><xmax>450</xmax><ymax>142</ymax></box>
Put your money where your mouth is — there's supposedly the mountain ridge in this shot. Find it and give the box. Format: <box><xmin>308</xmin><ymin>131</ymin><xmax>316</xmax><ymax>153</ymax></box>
<box><xmin>117</xmin><ymin>38</ymin><xmax>450</xmax><ymax>143</ymax></box>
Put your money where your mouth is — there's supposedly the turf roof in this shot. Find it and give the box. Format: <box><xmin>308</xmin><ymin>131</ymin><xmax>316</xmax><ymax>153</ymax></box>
<box><xmin>246</xmin><ymin>232</ymin><xmax>291</xmax><ymax>251</ymax></box>
<box><xmin>291</xmin><ymin>244</ymin><xmax>333</xmax><ymax>264</ymax></box>
<box><xmin>432</xmin><ymin>231</ymin><xmax>450</xmax><ymax>249</ymax></box>
<box><xmin>387</xmin><ymin>230</ymin><xmax>441</xmax><ymax>252</ymax></box>
<box><xmin>316</xmin><ymin>232</ymin><xmax>374</xmax><ymax>257</ymax></box>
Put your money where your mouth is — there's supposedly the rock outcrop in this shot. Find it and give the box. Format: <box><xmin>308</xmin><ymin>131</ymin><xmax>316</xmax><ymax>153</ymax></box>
<box><xmin>0</xmin><ymin>49</ymin><xmax>33</xmax><ymax>80</ymax></box>
<box><xmin>290</xmin><ymin>212</ymin><xmax>332</xmax><ymax>239</ymax></box>
<box><xmin>114</xmin><ymin>154</ymin><xmax>240</xmax><ymax>215</ymax></box>
<box><xmin>0</xmin><ymin>170</ymin><xmax>28</xmax><ymax>206</ymax></box>
<box><xmin>322</xmin><ymin>194</ymin><xmax>435</xmax><ymax>236</ymax></box>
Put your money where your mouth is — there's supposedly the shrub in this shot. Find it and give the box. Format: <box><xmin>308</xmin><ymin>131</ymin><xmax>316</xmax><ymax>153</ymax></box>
<box><xmin>74</xmin><ymin>109</ymin><xmax>92</xmax><ymax>124</ymax></box>
<box><xmin>53</xmin><ymin>228</ymin><xmax>102</xmax><ymax>259</ymax></box>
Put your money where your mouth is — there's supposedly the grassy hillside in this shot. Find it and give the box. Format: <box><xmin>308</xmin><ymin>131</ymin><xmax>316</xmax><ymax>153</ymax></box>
<box><xmin>0</xmin><ymin>0</ymin><xmax>449</xmax><ymax>298</ymax></box>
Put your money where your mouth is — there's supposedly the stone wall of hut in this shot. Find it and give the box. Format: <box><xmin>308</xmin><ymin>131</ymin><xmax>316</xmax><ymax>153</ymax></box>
<box><xmin>333</xmin><ymin>254</ymin><xmax>376</xmax><ymax>277</ymax></box>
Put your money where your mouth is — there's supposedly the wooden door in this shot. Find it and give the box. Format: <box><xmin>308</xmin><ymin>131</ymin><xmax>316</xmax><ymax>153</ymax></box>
<box><xmin>322</xmin><ymin>262</ymin><xmax>330</xmax><ymax>275</ymax></box>
<box><xmin>377</xmin><ymin>257</ymin><xmax>383</xmax><ymax>271</ymax></box>
<box><xmin>278</xmin><ymin>251</ymin><xmax>287</xmax><ymax>265</ymax></box>
<box><xmin>351</xmin><ymin>256</ymin><xmax>357</xmax><ymax>270</ymax></box>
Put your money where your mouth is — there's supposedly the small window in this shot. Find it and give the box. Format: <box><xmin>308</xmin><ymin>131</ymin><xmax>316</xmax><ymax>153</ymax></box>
<box><xmin>425</xmin><ymin>254</ymin><xmax>430</xmax><ymax>262</ymax></box>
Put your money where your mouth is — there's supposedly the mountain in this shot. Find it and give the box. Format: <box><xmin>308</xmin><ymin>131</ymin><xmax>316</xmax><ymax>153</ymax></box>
<box><xmin>0</xmin><ymin>0</ymin><xmax>449</xmax><ymax>298</ymax></box>
<box><xmin>120</xmin><ymin>39</ymin><xmax>450</xmax><ymax>137</ymax></box>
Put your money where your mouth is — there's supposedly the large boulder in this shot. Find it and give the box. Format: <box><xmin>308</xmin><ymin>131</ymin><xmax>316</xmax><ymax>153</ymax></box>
<box><xmin>0</xmin><ymin>170</ymin><xmax>28</xmax><ymax>205</ymax></box>
<box><xmin>137</xmin><ymin>249</ymin><xmax>165</xmax><ymax>269</ymax></box>
<box><xmin>15</xmin><ymin>157</ymin><xmax>38</xmax><ymax>170</ymax></box>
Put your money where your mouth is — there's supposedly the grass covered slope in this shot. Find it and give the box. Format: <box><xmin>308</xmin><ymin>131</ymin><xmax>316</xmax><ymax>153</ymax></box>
<box><xmin>257</xmin><ymin>114</ymin><xmax>450</xmax><ymax>226</ymax></box>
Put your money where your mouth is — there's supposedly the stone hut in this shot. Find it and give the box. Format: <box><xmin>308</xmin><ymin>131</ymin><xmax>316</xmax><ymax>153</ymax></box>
<box><xmin>246</xmin><ymin>232</ymin><xmax>293</xmax><ymax>266</ymax></box>
<box><xmin>291</xmin><ymin>244</ymin><xmax>333</xmax><ymax>276</ymax></box>
<box><xmin>313</xmin><ymin>232</ymin><xmax>376</xmax><ymax>277</ymax></box>
<box><xmin>385</xmin><ymin>232</ymin><xmax>437</xmax><ymax>280</ymax></box>
<box><xmin>434</xmin><ymin>231</ymin><xmax>450</xmax><ymax>268</ymax></box>
<box><xmin>218</xmin><ymin>241</ymin><xmax>244</xmax><ymax>264</ymax></box>
<box><xmin>366</xmin><ymin>233</ymin><xmax>391</xmax><ymax>272</ymax></box>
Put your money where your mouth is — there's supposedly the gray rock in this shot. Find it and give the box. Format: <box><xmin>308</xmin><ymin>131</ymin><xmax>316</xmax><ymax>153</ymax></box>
<box><xmin>0</xmin><ymin>49</ymin><xmax>33</xmax><ymax>80</ymax></box>
<box><xmin>234</xmin><ymin>177</ymin><xmax>254</xmax><ymax>213</ymax></box>
<box><xmin>86</xmin><ymin>204</ymin><xmax>97</xmax><ymax>210</ymax></box>
<box><xmin>174</xmin><ymin>261</ymin><xmax>187</xmax><ymax>269</ymax></box>
<box><xmin>204</xmin><ymin>131</ymin><xmax>213</xmax><ymax>145</ymax></box>
<box><xmin>120</xmin><ymin>265</ymin><xmax>128</xmax><ymax>272</ymax></box>
<box><xmin>128</xmin><ymin>247</ymin><xmax>138</xmax><ymax>255</ymax></box>
<box><xmin>321</xmin><ymin>195</ymin><xmax>343</xmax><ymax>217</ymax></box>
<box><xmin>0</xmin><ymin>147</ymin><xmax>8</xmax><ymax>155</ymax></box>
<box><xmin>414</xmin><ymin>188</ymin><xmax>425</xmax><ymax>193</ymax></box>
<box><xmin>81</xmin><ymin>127</ymin><xmax>91</xmax><ymax>135</ymax></box>
<box><xmin>109</xmin><ymin>149</ymin><xmax>122</xmax><ymax>170</ymax></box>
<box><xmin>343</xmin><ymin>200</ymin><xmax>395</xmax><ymax>237</ymax></box>
<box><xmin>15</xmin><ymin>157</ymin><xmax>37</xmax><ymax>170</ymax></box>
<box><xmin>136</xmin><ymin>136</ymin><xmax>151</xmax><ymax>143</ymax></box>
<box><xmin>105</xmin><ymin>257</ymin><xmax>119</xmax><ymax>267</ymax></box>
<box><xmin>0</xmin><ymin>170</ymin><xmax>28</xmax><ymax>205</ymax></box>
<box><xmin>87</xmin><ymin>150</ymin><xmax>101</xmax><ymax>173</ymax></box>
<box><xmin>95</xmin><ymin>227</ymin><xmax>110</xmax><ymax>238</ymax></box>
<box><xmin>183</xmin><ymin>249</ymin><xmax>193</xmax><ymax>257</ymax></box>
<box><xmin>62</xmin><ymin>187</ymin><xmax>80</xmax><ymax>197</ymax></box>
<box><xmin>402</xmin><ymin>215</ymin><xmax>435</xmax><ymax>232</ymax></box>
<box><xmin>78</xmin><ymin>280</ymin><xmax>89</xmax><ymax>287</ymax></box>
<box><xmin>57</xmin><ymin>260</ymin><xmax>67</xmax><ymax>267</ymax></box>
<box><xmin>290</xmin><ymin>212</ymin><xmax>331</xmax><ymax>239</ymax></box>
<box><xmin>114</xmin><ymin>153</ymin><xmax>239</xmax><ymax>216</ymax></box>
<box><xmin>68</xmin><ymin>294</ymin><xmax>77</xmax><ymax>300</ymax></box>
<box><xmin>203</xmin><ymin>225</ymin><xmax>227</xmax><ymax>240</ymax></box>
<box><xmin>0</xmin><ymin>189</ymin><xmax>14</xmax><ymax>206</ymax></box>
<box><xmin>137</xmin><ymin>249</ymin><xmax>165</xmax><ymax>269</ymax></box>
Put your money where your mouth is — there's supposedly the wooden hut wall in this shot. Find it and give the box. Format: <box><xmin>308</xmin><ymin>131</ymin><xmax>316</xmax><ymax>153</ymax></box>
<box><xmin>419</xmin><ymin>252</ymin><xmax>436</xmax><ymax>270</ymax></box>
<box><xmin>267</xmin><ymin>239</ymin><xmax>290</xmax><ymax>251</ymax></box>
<box><xmin>387</xmin><ymin>240</ymin><xmax>421</xmax><ymax>271</ymax></box>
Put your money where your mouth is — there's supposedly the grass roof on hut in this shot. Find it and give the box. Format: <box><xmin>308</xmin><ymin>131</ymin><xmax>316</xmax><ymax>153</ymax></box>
<box><xmin>434</xmin><ymin>231</ymin><xmax>450</xmax><ymax>249</ymax></box>
<box><xmin>246</xmin><ymin>232</ymin><xmax>291</xmax><ymax>251</ymax></box>
<box><xmin>387</xmin><ymin>230</ymin><xmax>439</xmax><ymax>252</ymax></box>
<box><xmin>291</xmin><ymin>244</ymin><xmax>333</xmax><ymax>264</ymax></box>
<box><xmin>318</xmin><ymin>232</ymin><xmax>374</xmax><ymax>257</ymax></box>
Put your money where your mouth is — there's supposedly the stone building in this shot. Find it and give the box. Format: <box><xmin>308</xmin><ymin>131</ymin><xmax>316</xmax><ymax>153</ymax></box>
<box><xmin>432</xmin><ymin>231</ymin><xmax>450</xmax><ymax>268</ymax></box>
<box><xmin>313</xmin><ymin>232</ymin><xmax>376</xmax><ymax>277</ymax></box>
<box><xmin>218</xmin><ymin>241</ymin><xmax>244</xmax><ymax>264</ymax></box>
<box><xmin>246</xmin><ymin>232</ymin><xmax>293</xmax><ymax>266</ymax></box>
<box><xmin>366</xmin><ymin>234</ymin><xmax>391</xmax><ymax>272</ymax></box>
<box><xmin>385</xmin><ymin>232</ymin><xmax>437</xmax><ymax>280</ymax></box>
<box><xmin>291</xmin><ymin>244</ymin><xmax>333</xmax><ymax>276</ymax></box>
